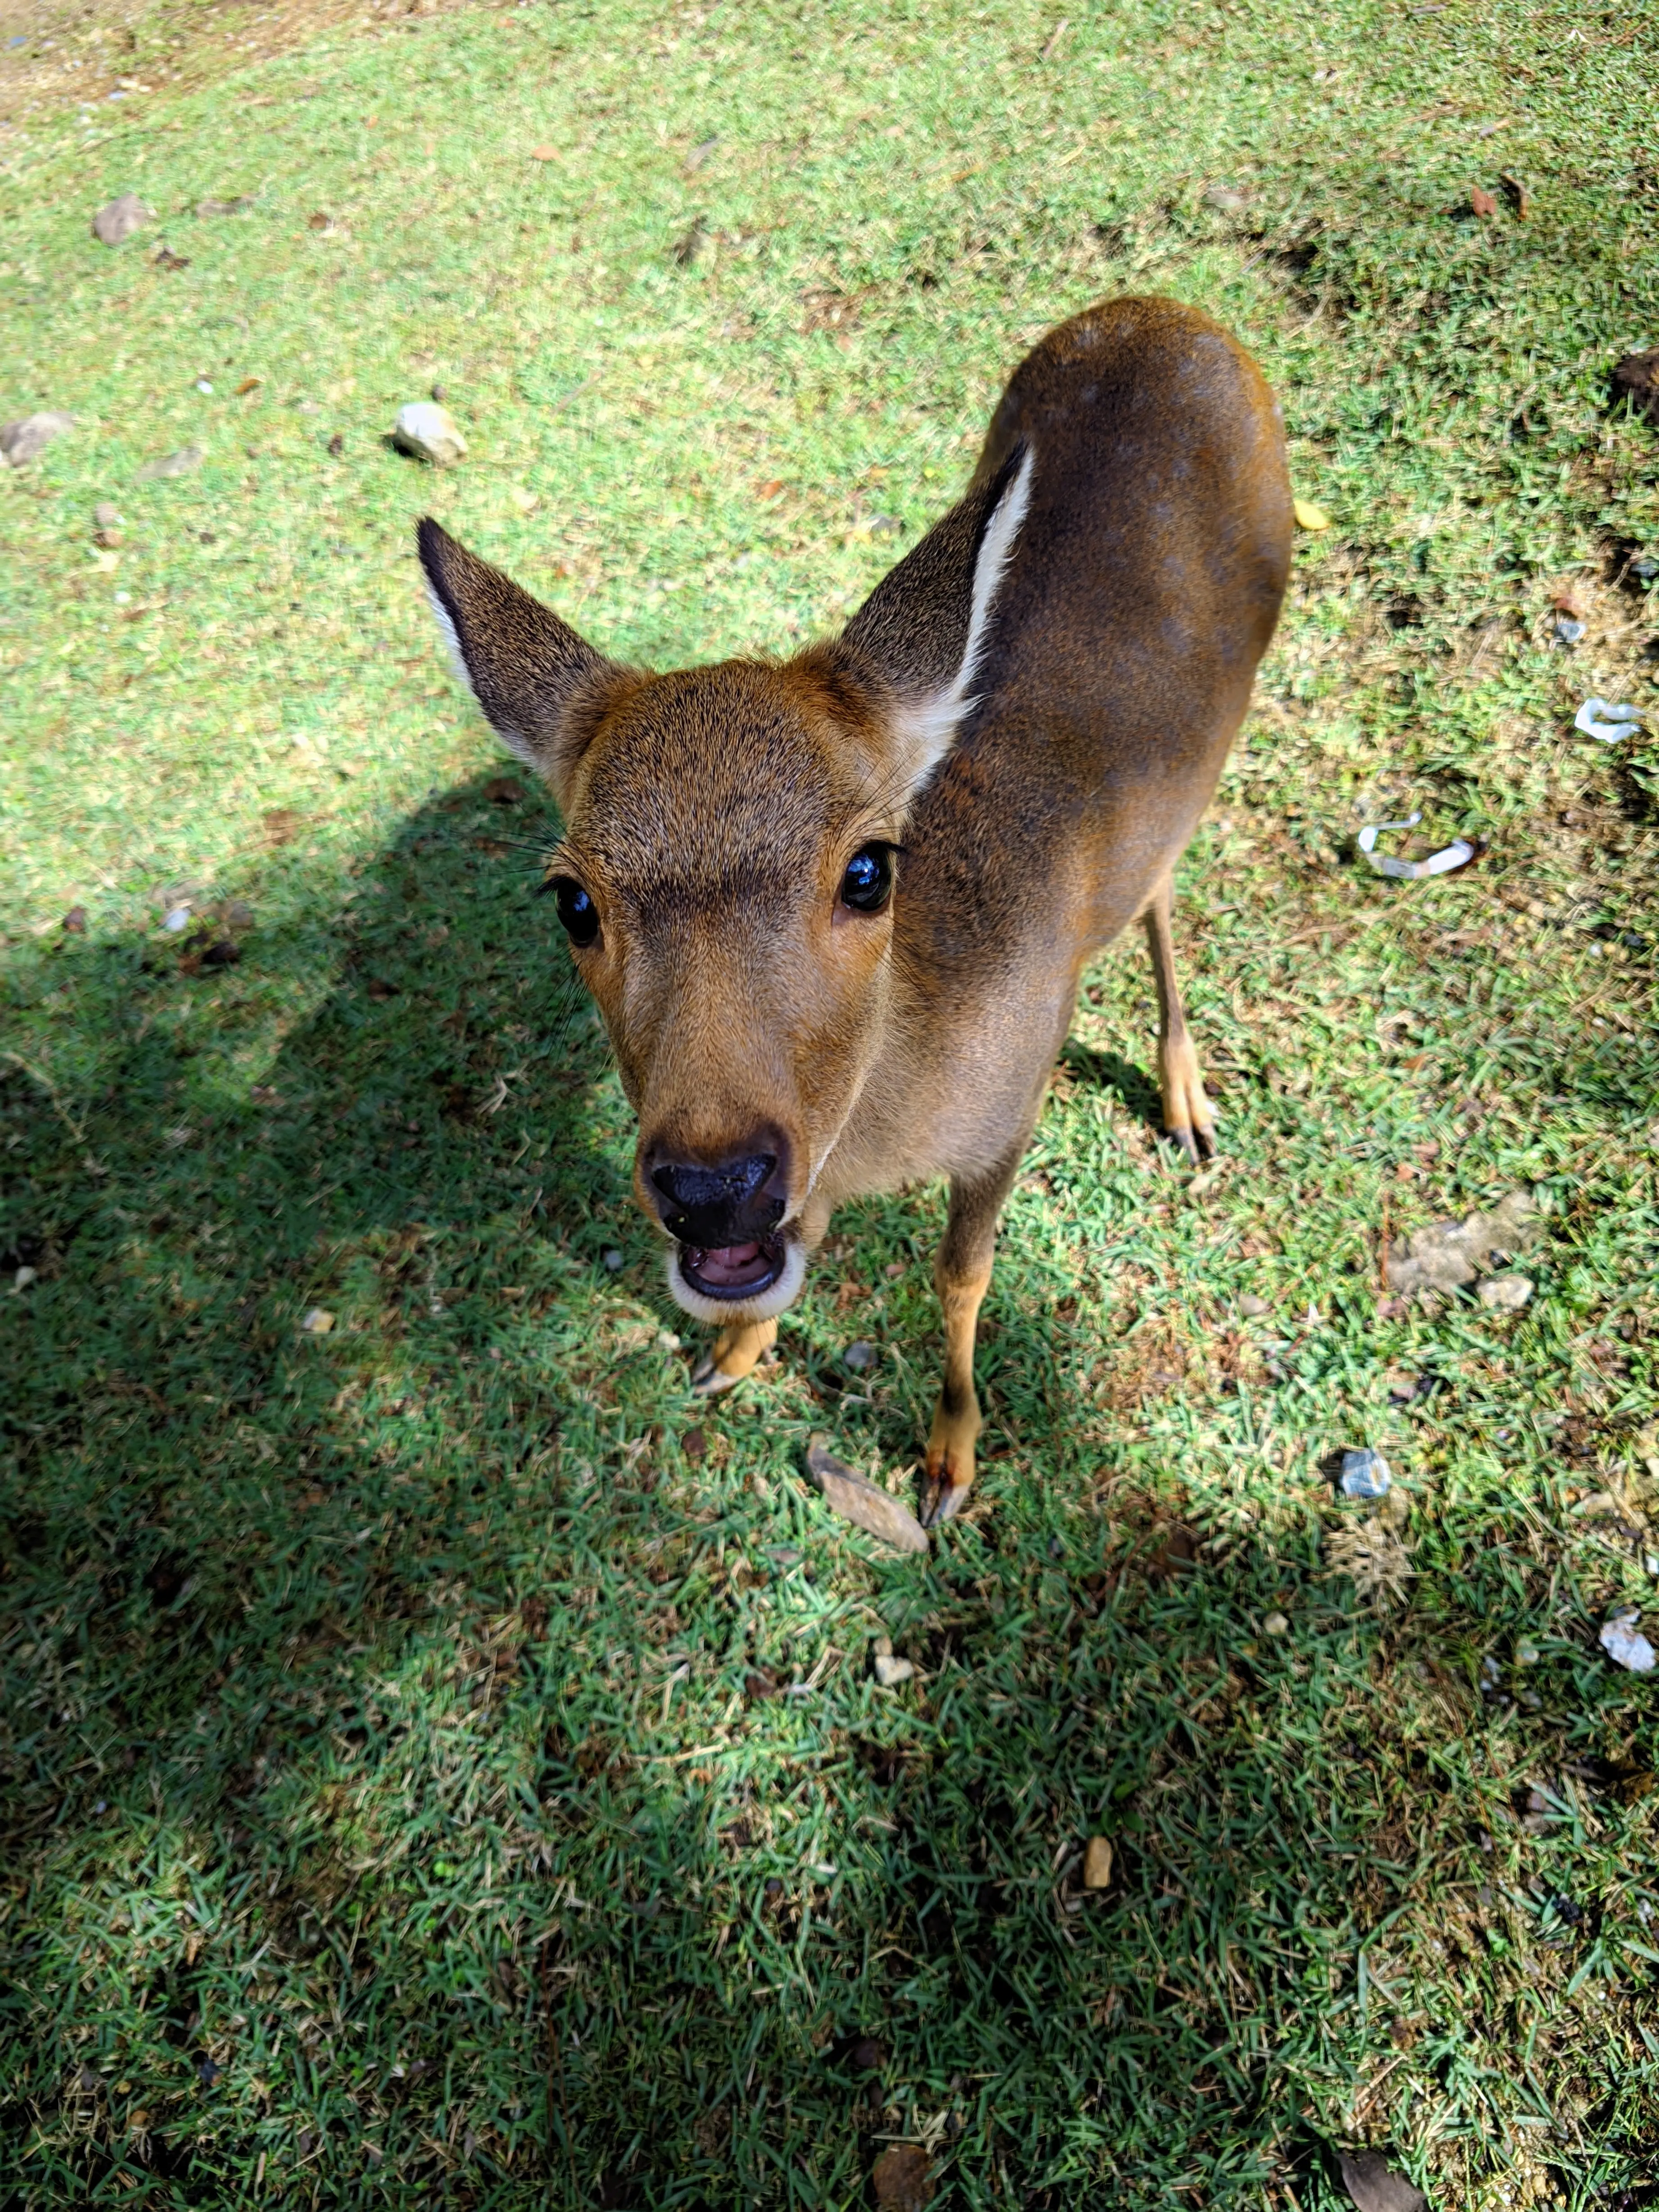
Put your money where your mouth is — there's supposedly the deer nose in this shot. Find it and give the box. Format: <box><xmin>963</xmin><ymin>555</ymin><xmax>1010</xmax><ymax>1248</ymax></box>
<box><xmin>649</xmin><ymin>1150</ymin><xmax>785</xmax><ymax>1248</ymax></box>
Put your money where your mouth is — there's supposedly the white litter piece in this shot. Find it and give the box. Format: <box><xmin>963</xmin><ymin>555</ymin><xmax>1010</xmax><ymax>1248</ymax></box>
<box><xmin>161</xmin><ymin>904</ymin><xmax>191</xmax><ymax>931</ymax></box>
<box><xmin>1575</xmin><ymin>698</ymin><xmax>1645</xmax><ymax>745</ymax></box>
<box><xmin>1358</xmin><ymin>817</ymin><xmax>1480</xmax><ymax>880</ymax></box>
<box><xmin>1599</xmin><ymin>1611</ymin><xmax>1656</xmax><ymax>1674</ymax></box>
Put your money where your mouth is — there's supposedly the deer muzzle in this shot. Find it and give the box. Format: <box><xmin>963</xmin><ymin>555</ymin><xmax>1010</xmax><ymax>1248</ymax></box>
<box><xmin>648</xmin><ymin>1147</ymin><xmax>792</xmax><ymax>1304</ymax></box>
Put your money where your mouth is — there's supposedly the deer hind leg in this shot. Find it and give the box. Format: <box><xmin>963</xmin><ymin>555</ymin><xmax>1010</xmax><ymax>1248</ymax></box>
<box><xmin>1143</xmin><ymin>875</ymin><xmax>1217</xmax><ymax>1163</ymax></box>
<box><xmin>921</xmin><ymin>1157</ymin><xmax>1020</xmax><ymax>1529</ymax></box>
<box><xmin>691</xmin><ymin>1316</ymin><xmax>777</xmax><ymax>1395</ymax></box>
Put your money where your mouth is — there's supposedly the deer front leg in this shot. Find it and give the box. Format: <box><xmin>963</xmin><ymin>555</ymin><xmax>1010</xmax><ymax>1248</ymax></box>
<box><xmin>691</xmin><ymin>1316</ymin><xmax>777</xmax><ymax>1395</ymax></box>
<box><xmin>920</xmin><ymin>1159</ymin><xmax>1019</xmax><ymax>1529</ymax></box>
<box><xmin>1142</xmin><ymin>874</ymin><xmax>1217</xmax><ymax>1163</ymax></box>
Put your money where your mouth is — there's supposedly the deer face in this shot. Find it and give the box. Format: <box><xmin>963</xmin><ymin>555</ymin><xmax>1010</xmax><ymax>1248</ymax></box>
<box><xmin>539</xmin><ymin>659</ymin><xmax>906</xmax><ymax>1321</ymax></box>
<box><xmin>417</xmin><ymin>445</ymin><xmax>1030</xmax><ymax>1323</ymax></box>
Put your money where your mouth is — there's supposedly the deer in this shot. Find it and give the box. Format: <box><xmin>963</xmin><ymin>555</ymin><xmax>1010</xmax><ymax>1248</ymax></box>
<box><xmin>418</xmin><ymin>294</ymin><xmax>1292</xmax><ymax>1528</ymax></box>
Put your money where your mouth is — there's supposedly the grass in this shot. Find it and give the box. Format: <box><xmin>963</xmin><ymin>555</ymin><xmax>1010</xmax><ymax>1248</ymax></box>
<box><xmin>3</xmin><ymin>0</ymin><xmax>1659</xmax><ymax>2203</ymax></box>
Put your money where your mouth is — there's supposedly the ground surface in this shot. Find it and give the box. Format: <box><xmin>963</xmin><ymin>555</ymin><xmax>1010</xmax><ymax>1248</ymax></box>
<box><xmin>3</xmin><ymin>0</ymin><xmax>1659</xmax><ymax>2205</ymax></box>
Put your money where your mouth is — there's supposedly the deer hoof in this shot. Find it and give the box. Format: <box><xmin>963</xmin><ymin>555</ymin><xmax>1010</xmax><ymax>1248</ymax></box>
<box><xmin>690</xmin><ymin>1354</ymin><xmax>744</xmax><ymax>1395</ymax></box>
<box><xmin>920</xmin><ymin>1478</ymin><xmax>971</xmax><ymax>1529</ymax></box>
<box><xmin>1165</xmin><ymin>1119</ymin><xmax>1219</xmax><ymax>1164</ymax></box>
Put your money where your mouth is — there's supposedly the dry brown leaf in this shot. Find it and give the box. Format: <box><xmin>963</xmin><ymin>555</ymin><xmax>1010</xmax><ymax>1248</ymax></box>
<box><xmin>805</xmin><ymin>1438</ymin><xmax>929</xmax><ymax>1553</ymax></box>
<box><xmin>872</xmin><ymin>2143</ymin><xmax>933</xmax><ymax>2210</ymax></box>
<box><xmin>1338</xmin><ymin>2148</ymin><xmax>1426</xmax><ymax>2212</ymax></box>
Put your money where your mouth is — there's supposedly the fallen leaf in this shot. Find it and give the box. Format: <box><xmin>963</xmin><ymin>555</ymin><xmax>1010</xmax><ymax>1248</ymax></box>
<box><xmin>805</xmin><ymin>1437</ymin><xmax>929</xmax><ymax>1553</ymax></box>
<box><xmin>1337</xmin><ymin>2148</ymin><xmax>1426</xmax><ymax>2212</ymax></box>
<box><xmin>261</xmin><ymin>807</ymin><xmax>304</xmax><ymax>847</ymax></box>
<box><xmin>1501</xmin><ymin>172</ymin><xmax>1529</xmax><ymax>217</ymax></box>
<box><xmin>872</xmin><ymin>2143</ymin><xmax>933</xmax><ymax>2211</ymax></box>
<box><xmin>1293</xmin><ymin>497</ymin><xmax>1331</xmax><ymax>531</ymax></box>
<box><xmin>299</xmin><ymin>1308</ymin><xmax>335</xmax><ymax>1335</ymax></box>
<box><xmin>755</xmin><ymin>478</ymin><xmax>784</xmax><ymax>498</ymax></box>
<box><xmin>152</xmin><ymin>246</ymin><xmax>190</xmax><ymax>271</ymax></box>
<box><xmin>236</xmin><ymin>376</ymin><xmax>261</xmax><ymax>395</ymax></box>
<box><xmin>1470</xmin><ymin>184</ymin><xmax>1498</xmax><ymax>218</ymax></box>
<box><xmin>528</xmin><ymin>144</ymin><xmax>559</xmax><ymax>161</ymax></box>
<box><xmin>62</xmin><ymin>906</ymin><xmax>87</xmax><ymax>934</ymax></box>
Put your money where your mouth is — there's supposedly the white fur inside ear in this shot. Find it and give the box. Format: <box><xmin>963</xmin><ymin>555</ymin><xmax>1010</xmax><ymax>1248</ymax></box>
<box><xmin>424</xmin><ymin>578</ymin><xmax>539</xmax><ymax>767</ymax></box>
<box><xmin>892</xmin><ymin>444</ymin><xmax>1034</xmax><ymax>787</ymax></box>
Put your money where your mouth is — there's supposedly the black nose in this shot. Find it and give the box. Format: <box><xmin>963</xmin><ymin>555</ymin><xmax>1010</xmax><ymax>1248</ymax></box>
<box><xmin>650</xmin><ymin>1152</ymin><xmax>784</xmax><ymax>1249</ymax></box>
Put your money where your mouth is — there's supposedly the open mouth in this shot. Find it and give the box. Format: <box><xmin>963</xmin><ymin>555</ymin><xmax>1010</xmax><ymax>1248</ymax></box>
<box><xmin>676</xmin><ymin>1236</ymin><xmax>786</xmax><ymax>1301</ymax></box>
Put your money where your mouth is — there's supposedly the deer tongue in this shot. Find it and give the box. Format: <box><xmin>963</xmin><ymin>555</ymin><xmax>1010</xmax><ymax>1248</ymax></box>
<box><xmin>691</xmin><ymin>1241</ymin><xmax>765</xmax><ymax>1289</ymax></box>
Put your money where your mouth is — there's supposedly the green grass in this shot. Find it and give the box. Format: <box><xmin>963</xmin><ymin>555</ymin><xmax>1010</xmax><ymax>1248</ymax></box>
<box><xmin>4</xmin><ymin>0</ymin><xmax>1659</xmax><ymax>2203</ymax></box>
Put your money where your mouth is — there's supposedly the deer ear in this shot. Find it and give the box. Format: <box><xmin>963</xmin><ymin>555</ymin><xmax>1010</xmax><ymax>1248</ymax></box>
<box><xmin>417</xmin><ymin>517</ymin><xmax>628</xmax><ymax>809</ymax></box>
<box><xmin>840</xmin><ymin>441</ymin><xmax>1032</xmax><ymax>798</ymax></box>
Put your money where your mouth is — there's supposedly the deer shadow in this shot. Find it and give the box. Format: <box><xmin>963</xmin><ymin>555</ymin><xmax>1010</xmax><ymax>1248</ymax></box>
<box><xmin>2</xmin><ymin>775</ymin><xmax>1643</xmax><ymax>2208</ymax></box>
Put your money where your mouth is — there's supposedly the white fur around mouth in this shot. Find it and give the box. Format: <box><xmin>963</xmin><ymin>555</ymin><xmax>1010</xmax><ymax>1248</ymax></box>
<box><xmin>665</xmin><ymin>1236</ymin><xmax>807</xmax><ymax>1326</ymax></box>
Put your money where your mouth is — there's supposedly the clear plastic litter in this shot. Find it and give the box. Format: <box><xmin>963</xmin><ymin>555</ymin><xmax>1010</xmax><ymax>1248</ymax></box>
<box><xmin>1599</xmin><ymin>1612</ymin><xmax>1656</xmax><ymax>1674</ymax></box>
<box><xmin>1340</xmin><ymin>1447</ymin><xmax>1392</xmax><ymax>1500</ymax></box>
<box><xmin>1357</xmin><ymin>816</ymin><xmax>1480</xmax><ymax>880</ymax></box>
<box><xmin>1576</xmin><ymin>698</ymin><xmax>1645</xmax><ymax>744</ymax></box>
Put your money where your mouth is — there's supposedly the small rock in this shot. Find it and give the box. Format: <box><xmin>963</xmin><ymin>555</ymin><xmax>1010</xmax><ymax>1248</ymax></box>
<box><xmin>1599</xmin><ymin>1611</ymin><xmax>1656</xmax><ymax>1674</ymax></box>
<box><xmin>1554</xmin><ymin>615</ymin><xmax>1586</xmax><ymax>645</ymax></box>
<box><xmin>91</xmin><ymin>192</ymin><xmax>153</xmax><ymax>245</ymax></box>
<box><xmin>62</xmin><ymin>905</ymin><xmax>87</xmax><ymax>934</ymax></box>
<box><xmin>1340</xmin><ymin>1447</ymin><xmax>1392</xmax><ymax>1501</ymax></box>
<box><xmin>392</xmin><ymin>400</ymin><xmax>467</xmax><ymax>466</ymax></box>
<box><xmin>161</xmin><ymin>905</ymin><xmax>192</xmax><ymax>931</ymax></box>
<box><xmin>1239</xmin><ymin>1293</ymin><xmax>1270</xmax><ymax>1317</ymax></box>
<box><xmin>873</xmin><ymin>1652</ymin><xmax>914</xmax><ymax>1688</ymax></box>
<box><xmin>136</xmin><ymin>445</ymin><xmax>204</xmax><ymax>481</ymax></box>
<box><xmin>1082</xmin><ymin>1835</ymin><xmax>1114</xmax><ymax>1890</ymax></box>
<box><xmin>843</xmin><ymin>1339</ymin><xmax>877</xmax><ymax>1371</ymax></box>
<box><xmin>93</xmin><ymin>525</ymin><xmax>123</xmax><ymax>549</ymax></box>
<box><xmin>1263</xmin><ymin>1611</ymin><xmax>1290</xmax><ymax>1636</ymax></box>
<box><xmin>299</xmin><ymin>1307</ymin><xmax>335</xmax><ymax>1335</ymax></box>
<box><xmin>848</xmin><ymin>2035</ymin><xmax>887</xmax><ymax>2072</ymax></box>
<box><xmin>1204</xmin><ymin>182</ymin><xmax>1249</xmax><ymax>214</ymax></box>
<box><xmin>805</xmin><ymin>1436</ymin><xmax>929</xmax><ymax>1554</ymax></box>
<box><xmin>602</xmin><ymin>1248</ymin><xmax>625</xmax><ymax>1273</ymax></box>
<box><xmin>94</xmin><ymin>501</ymin><xmax>121</xmax><ymax>530</ymax></box>
<box><xmin>1</xmin><ymin>411</ymin><xmax>74</xmax><ymax>467</ymax></box>
<box><xmin>1478</xmin><ymin>1272</ymin><xmax>1533</xmax><ymax>1311</ymax></box>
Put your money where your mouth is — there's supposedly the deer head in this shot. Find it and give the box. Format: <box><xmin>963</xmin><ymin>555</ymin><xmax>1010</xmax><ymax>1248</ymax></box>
<box><xmin>417</xmin><ymin>444</ymin><xmax>1032</xmax><ymax>1326</ymax></box>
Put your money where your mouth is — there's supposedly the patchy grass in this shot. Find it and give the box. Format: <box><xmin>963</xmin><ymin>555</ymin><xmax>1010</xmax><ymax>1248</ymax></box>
<box><xmin>3</xmin><ymin>0</ymin><xmax>1659</xmax><ymax>2205</ymax></box>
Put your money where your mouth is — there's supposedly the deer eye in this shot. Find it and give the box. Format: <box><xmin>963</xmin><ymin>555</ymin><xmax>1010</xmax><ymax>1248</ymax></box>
<box><xmin>551</xmin><ymin>876</ymin><xmax>600</xmax><ymax>948</ymax></box>
<box><xmin>839</xmin><ymin>844</ymin><xmax>893</xmax><ymax>915</ymax></box>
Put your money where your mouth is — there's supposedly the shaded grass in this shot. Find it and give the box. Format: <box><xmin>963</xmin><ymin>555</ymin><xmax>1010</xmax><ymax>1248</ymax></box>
<box><xmin>3</xmin><ymin>0</ymin><xmax>1659</xmax><ymax>2204</ymax></box>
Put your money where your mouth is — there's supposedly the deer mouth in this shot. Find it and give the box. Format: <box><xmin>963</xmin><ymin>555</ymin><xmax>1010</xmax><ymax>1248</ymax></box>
<box><xmin>676</xmin><ymin>1236</ymin><xmax>786</xmax><ymax>1300</ymax></box>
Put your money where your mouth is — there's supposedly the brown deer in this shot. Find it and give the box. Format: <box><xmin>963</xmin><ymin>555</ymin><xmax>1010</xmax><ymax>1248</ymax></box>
<box><xmin>418</xmin><ymin>295</ymin><xmax>1291</xmax><ymax>1527</ymax></box>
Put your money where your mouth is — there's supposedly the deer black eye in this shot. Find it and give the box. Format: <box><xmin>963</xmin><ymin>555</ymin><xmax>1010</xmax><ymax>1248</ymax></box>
<box><xmin>551</xmin><ymin>876</ymin><xmax>599</xmax><ymax>948</ymax></box>
<box><xmin>839</xmin><ymin>844</ymin><xmax>893</xmax><ymax>914</ymax></box>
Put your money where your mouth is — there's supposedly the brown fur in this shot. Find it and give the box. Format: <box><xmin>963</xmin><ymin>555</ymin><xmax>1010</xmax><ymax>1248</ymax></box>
<box><xmin>418</xmin><ymin>295</ymin><xmax>1292</xmax><ymax>1526</ymax></box>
